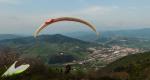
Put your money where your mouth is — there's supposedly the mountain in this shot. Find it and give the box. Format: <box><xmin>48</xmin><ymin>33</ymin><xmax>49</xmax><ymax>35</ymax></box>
<box><xmin>106</xmin><ymin>52</ymin><xmax>150</xmax><ymax>69</ymax></box>
<box><xmin>65</xmin><ymin>28</ymin><xmax>150</xmax><ymax>49</ymax></box>
<box><xmin>102</xmin><ymin>51</ymin><xmax>150</xmax><ymax>80</ymax></box>
<box><xmin>65</xmin><ymin>28</ymin><xmax>150</xmax><ymax>42</ymax></box>
<box><xmin>96</xmin><ymin>28</ymin><xmax>150</xmax><ymax>49</ymax></box>
<box><xmin>0</xmin><ymin>34</ymin><xmax>21</xmax><ymax>40</ymax></box>
<box><xmin>64</xmin><ymin>31</ymin><xmax>98</xmax><ymax>42</ymax></box>
<box><xmin>0</xmin><ymin>34</ymin><xmax>98</xmax><ymax>64</ymax></box>
<box><xmin>101</xmin><ymin>28</ymin><xmax>150</xmax><ymax>39</ymax></box>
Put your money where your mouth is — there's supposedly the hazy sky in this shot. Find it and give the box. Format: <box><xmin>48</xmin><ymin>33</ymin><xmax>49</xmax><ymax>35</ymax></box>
<box><xmin>0</xmin><ymin>0</ymin><xmax>150</xmax><ymax>35</ymax></box>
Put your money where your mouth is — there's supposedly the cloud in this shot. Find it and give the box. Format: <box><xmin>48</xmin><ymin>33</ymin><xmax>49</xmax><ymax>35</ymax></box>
<box><xmin>42</xmin><ymin>6</ymin><xmax>113</xmax><ymax>19</ymax></box>
<box><xmin>77</xmin><ymin>6</ymin><xmax>113</xmax><ymax>16</ymax></box>
<box><xmin>0</xmin><ymin>5</ymin><xmax>150</xmax><ymax>34</ymax></box>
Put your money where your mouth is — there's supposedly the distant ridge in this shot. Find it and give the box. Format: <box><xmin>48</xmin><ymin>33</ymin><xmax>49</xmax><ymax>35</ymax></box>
<box><xmin>0</xmin><ymin>34</ymin><xmax>90</xmax><ymax>45</ymax></box>
<box><xmin>65</xmin><ymin>28</ymin><xmax>150</xmax><ymax>42</ymax></box>
<box><xmin>0</xmin><ymin>34</ymin><xmax>21</xmax><ymax>40</ymax></box>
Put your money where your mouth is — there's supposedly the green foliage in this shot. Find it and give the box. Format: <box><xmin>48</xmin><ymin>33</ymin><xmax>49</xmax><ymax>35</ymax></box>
<box><xmin>0</xmin><ymin>34</ymin><xmax>98</xmax><ymax>64</ymax></box>
<box><xmin>103</xmin><ymin>51</ymin><xmax>150</xmax><ymax>80</ymax></box>
<box><xmin>49</xmin><ymin>54</ymin><xmax>76</xmax><ymax>64</ymax></box>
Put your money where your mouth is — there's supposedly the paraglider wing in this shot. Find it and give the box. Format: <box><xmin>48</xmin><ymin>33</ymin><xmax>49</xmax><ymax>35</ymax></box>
<box><xmin>2</xmin><ymin>61</ymin><xmax>30</xmax><ymax>77</ymax></box>
<box><xmin>34</xmin><ymin>23</ymin><xmax>49</xmax><ymax>38</ymax></box>
<box><xmin>13</xmin><ymin>64</ymin><xmax>30</xmax><ymax>75</ymax></box>
<box><xmin>34</xmin><ymin>17</ymin><xmax>98</xmax><ymax>38</ymax></box>
<box><xmin>2</xmin><ymin>61</ymin><xmax>17</xmax><ymax>77</ymax></box>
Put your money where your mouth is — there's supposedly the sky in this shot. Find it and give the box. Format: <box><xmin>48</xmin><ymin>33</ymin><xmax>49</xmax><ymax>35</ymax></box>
<box><xmin>0</xmin><ymin>0</ymin><xmax>150</xmax><ymax>35</ymax></box>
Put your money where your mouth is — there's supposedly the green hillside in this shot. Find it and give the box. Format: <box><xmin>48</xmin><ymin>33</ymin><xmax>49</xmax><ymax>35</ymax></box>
<box><xmin>0</xmin><ymin>34</ymin><xmax>98</xmax><ymax>64</ymax></box>
<box><xmin>106</xmin><ymin>52</ymin><xmax>150</xmax><ymax>69</ymax></box>
<box><xmin>102</xmin><ymin>51</ymin><xmax>150</xmax><ymax>80</ymax></box>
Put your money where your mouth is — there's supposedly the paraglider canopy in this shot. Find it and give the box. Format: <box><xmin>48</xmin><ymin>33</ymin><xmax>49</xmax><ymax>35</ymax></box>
<box><xmin>2</xmin><ymin>61</ymin><xmax>30</xmax><ymax>77</ymax></box>
<box><xmin>34</xmin><ymin>17</ymin><xmax>99</xmax><ymax>38</ymax></box>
